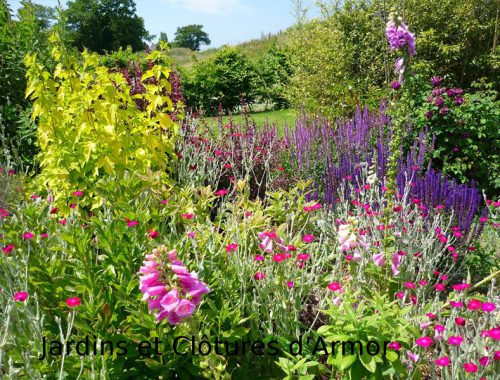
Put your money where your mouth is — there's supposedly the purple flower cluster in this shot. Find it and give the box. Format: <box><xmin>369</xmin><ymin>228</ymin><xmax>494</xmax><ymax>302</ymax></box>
<box><xmin>386</xmin><ymin>16</ymin><xmax>416</xmax><ymax>57</ymax></box>
<box><xmin>426</xmin><ymin>79</ymin><xmax>464</xmax><ymax>118</ymax></box>
<box><xmin>286</xmin><ymin>104</ymin><xmax>485</xmax><ymax>243</ymax></box>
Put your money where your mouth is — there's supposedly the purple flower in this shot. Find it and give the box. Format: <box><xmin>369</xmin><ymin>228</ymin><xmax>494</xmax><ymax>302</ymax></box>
<box><xmin>430</xmin><ymin>76</ymin><xmax>442</xmax><ymax>87</ymax></box>
<box><xmin>435</xmin><ymin>97</ymin><xmax>444</xmax><ymax>107</ymax></box>
<box><xmin>391</xmin><ymin>81</ymin><xmax>401</xmax><ymax>90</ymax></box>
<box><xmin>386</xmin><ymin>17</ymin><xmax>416</xmax><ymax>56</ymax></box>
<box><xmin>454</xmin><ymin>97</ymin><xmax>463</xmax><ymax>105</ymax></box>
<box><xmin>424</xmin><ymin>111</ymin><xmax>433</xmax><ymax>119</ymax></box>
<box><xmin>439</xmin><ymin>106</ymin><xmax>450</xmax><ymax>115</ymax></box>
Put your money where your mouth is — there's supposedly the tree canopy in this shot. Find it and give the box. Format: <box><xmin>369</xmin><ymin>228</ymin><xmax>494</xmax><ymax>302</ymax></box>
<box><xmin>173</xmin><ymin>24</ymin><xmax>210</xmax><ymax>51</ymax></box>
<box><xmin>64</xmin><ymin>0</ymin><xmax>151</xmax><ymax>53</ymax></box>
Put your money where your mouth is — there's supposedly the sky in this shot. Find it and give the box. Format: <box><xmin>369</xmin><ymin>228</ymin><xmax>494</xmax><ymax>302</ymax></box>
<box><xmin>7</xmin><ymin>0</ymin><xmax>320</xmax><ymax>48</ymax></box>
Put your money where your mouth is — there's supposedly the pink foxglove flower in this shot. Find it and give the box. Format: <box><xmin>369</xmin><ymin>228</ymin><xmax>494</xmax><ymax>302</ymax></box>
<box><xmin>258</xmin><ymin>230</ymin><xmax>282</xmax><ymax>253</ymax></box>
<box><xmin>391</xmin><ymin>253</ymin><xmax>401</xmax><ymax>276</ymax></box>
<box><xmin>407</xmin><ymin>351</ymin><xmax>419</xmax><ymax>363</ymax></box>
<box><xmin>373</xmin><ymin>253</ymin><xmax>385</xmax><ymax>266</ymax></box>
<box><xmin>138</xmin><ymin>245</ymin><xmax>209</xmax><ymax>325</ymax></box>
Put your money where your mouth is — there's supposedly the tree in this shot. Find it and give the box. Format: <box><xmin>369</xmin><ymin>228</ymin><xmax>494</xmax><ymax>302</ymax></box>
<box><xmin>182</xmin><ymin>48</ymin><xmax>256</xmax><ymax>114</ymax></box>
<box><xmin>159</xmin><ymin>32</ymin><xmax>168</xmax><ymax>43</ymax></box>
<box><xmin>64</xmin><ymin>0</ymin><xmax>152</xmax><ymax>53</ymax></box>
<box><xmin>173</xmin><ymin>24</ymin><xmax>210</xmax><ymax>51</ymax></box>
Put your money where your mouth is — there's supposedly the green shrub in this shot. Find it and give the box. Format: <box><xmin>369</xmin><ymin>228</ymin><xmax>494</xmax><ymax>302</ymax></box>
<box><xmin>25</xmin><ymin>36</ymin><xmax>178</xmax><ymax>212</ymax></box>
<box><xmin>182</xmin><ymin>47</ymin><xmax>256</xmax><ymax>115</ymax></box>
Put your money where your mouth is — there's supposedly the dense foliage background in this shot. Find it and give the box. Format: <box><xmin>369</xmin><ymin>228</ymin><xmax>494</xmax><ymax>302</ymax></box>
<box><xmin>0</xmin><ymin>0</ymin><xmax>499</xmax><ymax>379</ymax></box>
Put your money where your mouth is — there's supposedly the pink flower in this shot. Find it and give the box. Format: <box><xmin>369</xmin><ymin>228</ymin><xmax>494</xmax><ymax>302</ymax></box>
<box><xmin>455</xmin><ymin>317</ymin><xmax>466</xmax><ymax>326</ymax></box>
<box><xmin>302</xmin><ymin>234</ymin><xmax>315</xmax><ymax>243</ymax></box>
<box><xmin>160</xmin><ymin>199</ymin><xmax>169</xmax><ymax>205</ymax></box>
<box><xmin>327</xmin><ymin>282</ymin><xmax>342</xmax><ymax>292</ymax></box>
<box><xmin>467</xmin><ymin>299</ymin><xmax>482</xmax><ymax>311</ymax></box>
<box><xmin>58</xmin><ymin>219</ymin><xmax>67</xmax><ymax>225</ymax></box>
<box><xmin>181</xmin><ymin>213</ymin><xmax>194</xmax><ymax>220</ymax></box>
<box><xmin>258</xmin><ymin>230</ymin><xmax>282</xmax><ymax>253</ymax></box>
<box><xmin>373</xmin><ymin>253</ymin><xmax>385</xmax><ymax>266</ymax></box>
<box><xmin>66</xmin><ymin>297</ymin><xmax>81</xmax><ymax>307</ymax></box>
<box><xmin>387</xmin><ymin>342</ymin><xmax>401</xmax><ymax>351</ymax></box>
<box><xmin>447</xmin><ymin>336</ymin><xmax>463</xmax><ymax>346</ymax></box>
<box><xmin>225</xmin><ymin>243</ymin><xmax>238</xmax><ymax>253</ymax></box>
<box><xmin>452</xmin><ymin>283</ymin><xmax>470</xmax><ymax>291</ymax></box>
<box><xmin>72</xmin><ymin>190</ymin><xmax>84</xmax><ymax>197</ymax></box>
<box><xmin>407</xmin><ymin>351</ymin><xmax>419</xmax><ymax>363</ymax></box>
<box><xmin>148</xmin><ymin>229</ymin><xmax>159</xmax><ymax>239</ymax></box>
<box><xmin>485</xmin><ymin>328</ymin><xmax>500</xmax><ymax>340</ymax></box>
<box><xmin>434</xmin><ymin>283</ymin><xmax>446</xmax><ymax>292</ymax></box>
<box><xmin>303</xmin><ymin>203</ymin><xmax>322</xmax><ymax>212</ymax></box>
<box><xmin>479</xmin><ymin>356</ymin><xmax>490</xmax><ymax>367</ymax></box>
<box><xmin>254</xmin><ymin>272</ymin><xmax>266</xmax><ymax>280</ymax></box>
<box><xmin>434</xmin><ymin>356</ymin><xmax>450</xmax><ymax>367</ymax></box>
<box><xmin>2</xmin><ymin>244</ymin><xmax>14</xmax><ymax>255</ymax></box>
<box><xmin>415</xmin><ymin>336</ymin><xmax>433</xmax><ymax>348</ymax></box>
<box><xmin>273</xmin><ymin>253</ymin><xmax>286</xmax><ymax>263</ymax></box>
<box><xmin>14</xmin><ymin>291</ymin><xmax>28</xmax><ymax>302</ymax></box>
<box><xmin>173</xmin><ymin>299</ymin><xmax>196</xmax><ymax>318</ymax></box>
<box><xmin>482</xmin><ymin>302</ymin><xmax>496</xmax><ymax>312</ymax></box>
<box><xmin>254</xmin><ymin>255</ymin><xmax>264</xmax><ymax>261</ymax></box>
<box><xmin>297</xmin><ymin>253</ymin><xmax>310</xmax><ymax>261</ymax></box>
<box><xmin>187</xmin><ymin>231</ymin><xmax>196</xmax><ymax>238</ymax></box>
<box><xmin>214</xmin><ymin>189</ymin><xmax>228</xmax><ymax>196</ymax></box>
<box><xmin>287</xmin><ymin>281</ymin><xmax>295</xmax><ymax>288</ymax></box>
<box><xmin>404</xmin><ymin>282</ymin><xmax>416</xmax><ymax>289</ymax></box>
<box><xmin>22</xmin><ymin>232</ymin><xmax>34</xmax><ymax>240</ymax></box>
<box><xmin>450</xmin><ymin>301</ymin><xmax>463</xmax><ymax>308</ymax></box>
<box><xmin>391</xmin><ymin>253</ymin><xmax>401</xmax><ymax>276</ymax></box>
<box><xmin>462</xmin><ymin>363</ymin><xmax>478</xmax><ymax>373</ymax></box>
<box><xmin>396</xmin><ymin>291</ymin><xmax>405</xmax><ymax>299</ymax></box>
<box><xmin>126</xmin><ymin>220</ymin><xmax>139</xmax><ymax>227</ymax></box>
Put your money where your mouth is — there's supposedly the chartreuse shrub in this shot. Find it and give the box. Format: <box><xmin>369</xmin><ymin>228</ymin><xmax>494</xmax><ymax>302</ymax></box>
<box><xmin>24</xmin><ymin>34</ymin><xmax>178</xmax><ymax>212</ymax></box>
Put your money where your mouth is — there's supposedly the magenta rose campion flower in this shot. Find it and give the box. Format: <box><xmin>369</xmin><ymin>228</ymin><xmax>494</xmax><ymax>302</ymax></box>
<box><xmin>14</xmin><ymin>291</ymin><xmax>29</xmax><ymax>302</ymax></box>
<box><xmin>415</xmin><ymin>336</ymin><xmax>433</xmax><ymax>348</ymax></box>
<box><xmin>66</xmin><ymin>297</ymin><xmax>81</xmax><ymax>307</ymax></box>
<box><xmin>435</xmin><ymin>356</ymin><xmax>450</xmax><ymax>367</ymax></box>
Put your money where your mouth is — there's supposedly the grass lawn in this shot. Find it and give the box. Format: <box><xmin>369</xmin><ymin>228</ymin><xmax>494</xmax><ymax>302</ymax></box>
<box><xmin>203</xmin><ymin>108</ymin><xmax>297</xmax><ymax>135</ymax></box>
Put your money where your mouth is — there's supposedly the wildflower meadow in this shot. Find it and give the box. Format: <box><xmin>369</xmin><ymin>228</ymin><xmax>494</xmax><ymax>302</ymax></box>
<box><xmin>0</xmin><ymin>1</ymin><xmax>499</xmax><ymax>379</ymax></box>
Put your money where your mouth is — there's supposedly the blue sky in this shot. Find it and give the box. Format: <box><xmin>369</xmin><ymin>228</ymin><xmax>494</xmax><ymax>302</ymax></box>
<box><xmin>7</xmin><ymin>0</ymin><xmax>319</xmax><ymax>48</ymax></box>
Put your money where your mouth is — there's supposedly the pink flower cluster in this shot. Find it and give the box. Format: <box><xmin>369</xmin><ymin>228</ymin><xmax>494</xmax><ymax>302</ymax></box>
<box><xmin>138</xmin><ymin>245</ymin><xmax>209</xmax><ymax>324</ymax></box>
<box><xmin>386</xmin><ymin>15</ymin><xmax>416</xmax><ymax>56</ymax></box>
<box><xmin>337</xmin><ymin>222</ymin><xmax>369</xmax><ymax>253</ymax></box>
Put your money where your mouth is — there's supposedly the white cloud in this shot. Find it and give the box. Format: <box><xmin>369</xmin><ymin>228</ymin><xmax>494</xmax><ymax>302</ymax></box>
<box><xmin>163</xmin><ymin>0</ymin><xmax>252</xmax><ymax>14</ymax></box>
